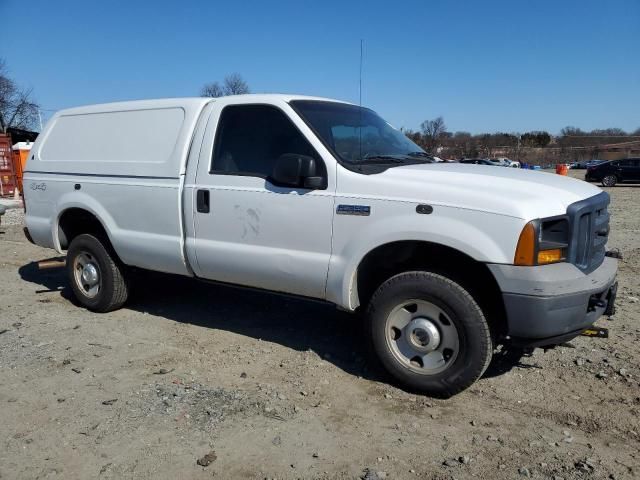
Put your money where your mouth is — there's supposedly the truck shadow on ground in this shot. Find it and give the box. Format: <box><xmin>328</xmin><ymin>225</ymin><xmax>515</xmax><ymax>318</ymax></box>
<box><xmin>19</xmin><ymin>261</ymin><xmax>527</xmax><ymax>392</ymax></box>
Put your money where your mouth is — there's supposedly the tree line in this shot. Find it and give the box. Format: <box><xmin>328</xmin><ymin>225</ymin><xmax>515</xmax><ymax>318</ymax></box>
<box><xmin>404</xmin><ymin>116</ymin><xmax>640</xmax><ymax>162</ymax></box>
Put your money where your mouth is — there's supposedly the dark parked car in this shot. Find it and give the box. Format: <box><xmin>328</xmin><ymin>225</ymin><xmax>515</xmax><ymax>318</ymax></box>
<box><xmin>587</xmin><ymin>160</ymin><xmax>606</xmax><ymax>168</ymax></box>
<box><xmin>572</xmin><ymin>161</ymin><xmax>587</xmax><ymax>169</ymax></box>
<box><xmin>573</xmin><ymin>159</ymin><xmax>605</xmax><ymax>169</ymax></box>
<box><xmin>585</xmin><ymin>158</ymin><xmax>640</xmax><ymax>186</ymax></box>
<box><xmin>459</xmin><ymin>158</ymin><xmax>496</xmax><ymax>165</ymax></box>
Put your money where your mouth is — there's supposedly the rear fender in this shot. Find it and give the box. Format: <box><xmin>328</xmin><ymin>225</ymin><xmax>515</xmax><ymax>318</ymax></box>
<box><xmin>54</xmin><ymin>192</ymin><xmax>117</xmax><ymax>254</ymax></box>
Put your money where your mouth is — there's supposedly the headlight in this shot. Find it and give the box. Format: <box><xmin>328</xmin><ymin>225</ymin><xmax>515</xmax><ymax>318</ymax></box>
<box><xmin>514</xmin><ymin>217</ymin><xmax>569</xmax><ymax>266</ymax></box>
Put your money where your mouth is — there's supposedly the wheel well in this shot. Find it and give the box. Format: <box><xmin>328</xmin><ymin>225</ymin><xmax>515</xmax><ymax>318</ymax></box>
<box><xmin>356</xmin><ymin>241</ymin><xmax>508</xmax><ymax>339</ymax></box>
<box><xmin>58</xmin><ymin>208</ymin><xmax>110</xmax><ymax>251</ymax></box>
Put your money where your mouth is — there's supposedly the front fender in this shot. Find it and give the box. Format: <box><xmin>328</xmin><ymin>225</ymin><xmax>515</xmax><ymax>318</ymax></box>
<box><xmin>326</xmin><ymin>203</ymin><xmax>524</xmax><ymax>310</ymax></box>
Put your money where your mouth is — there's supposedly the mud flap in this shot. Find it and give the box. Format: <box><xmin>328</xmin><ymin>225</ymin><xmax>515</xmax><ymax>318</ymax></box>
<box><xmin>603</xmin><ymin>281</ymin><xmax>618</xmax><ymax>317</ymax></box>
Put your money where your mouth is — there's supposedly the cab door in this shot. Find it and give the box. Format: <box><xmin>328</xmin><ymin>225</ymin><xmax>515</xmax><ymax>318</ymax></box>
<box><xmin>188</xmin><ymin>102</ymin><xmax>335</xmax><ymax>299</ymax></box>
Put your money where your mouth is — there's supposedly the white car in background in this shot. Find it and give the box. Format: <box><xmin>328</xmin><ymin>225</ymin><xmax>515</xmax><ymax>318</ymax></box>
<box><xmin>494</xmin><ymin>157</ymin><xmax>520</xmax><ymax>168</ymax></box>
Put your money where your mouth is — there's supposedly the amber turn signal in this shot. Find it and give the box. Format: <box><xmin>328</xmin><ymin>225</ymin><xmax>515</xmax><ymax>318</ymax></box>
<box><xmin>514</xmin><ymin>222</ymin><xmax>536</xmax><ymax>266</ymax></box>
<box><xmin>537</xmin><ymin>248</ymin><xmax>564</xmax><ymax>264</ymax></box>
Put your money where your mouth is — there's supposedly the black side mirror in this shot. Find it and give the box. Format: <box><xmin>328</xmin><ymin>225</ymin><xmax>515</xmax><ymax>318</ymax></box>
<box><xmin>271</xmin><ymin>154</ymin><xmax>323</xmax><ymax>189</ymax></box>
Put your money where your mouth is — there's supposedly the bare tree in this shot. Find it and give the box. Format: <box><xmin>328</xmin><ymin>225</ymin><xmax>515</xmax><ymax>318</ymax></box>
<box><xmin>560</xmin><ymin>126</ymin><xmax>585</xmax><ymax>137</ymax></box>
<box><xmin>402</xmin><ymin>128</ymin><xmax>423</xmax><ymax>146</ymax></box>
<box><xmin>0</xmin><ymin>58</ymin><xmax>40</xmax><ymax>133</ymax></box>
<box><xmin>200</xmin><ymin>73</ymin><xmax>250</xmax><ymax>98</ymax></box>
<box><xmin>420</xmin><ymin>116</ymin><xmax>447</xmax><ymax>151</ymax></box>
<box><xmin>590</xmin><ymin>128</ymin><xmax>627</xmax><ymax>136</ymax></box>
<box><xmin>223</xmin><ymin>73</ymin><xmax>249</xmax><ymax>95</ymax></box>
<box><xmin>200</xmin><ymin>81</ymin><xmax>224</xmax><ymax>98</ymax></box>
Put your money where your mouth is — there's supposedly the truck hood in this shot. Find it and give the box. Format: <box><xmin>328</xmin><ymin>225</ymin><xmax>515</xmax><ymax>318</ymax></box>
<box><xmin>373</xmin><ymin>163</ymin><xmax>603</xmax><ymax>220</ymax></box>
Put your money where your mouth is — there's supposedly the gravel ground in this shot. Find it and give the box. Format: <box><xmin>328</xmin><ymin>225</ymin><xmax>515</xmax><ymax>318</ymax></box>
<box><xmin>0</xmin><ymin>170</ymin><xmax>638</xmax><ymax>479</ymax></box>
<box><xmin>0</xmin><ymin>206</ymin><xmax>25</xmax><ymax>226</ymax></box>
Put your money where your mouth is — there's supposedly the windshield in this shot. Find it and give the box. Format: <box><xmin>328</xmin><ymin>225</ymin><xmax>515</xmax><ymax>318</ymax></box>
<box><xmin>290</xmin><ymin>100</ymin><xmax>428</xmax><ymax>167</ymax></box>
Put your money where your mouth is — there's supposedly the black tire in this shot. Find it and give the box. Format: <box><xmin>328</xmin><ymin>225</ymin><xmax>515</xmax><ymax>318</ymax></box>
<box><xmin>66</xmin><ymin>234</ymin><xmax>129</xmax><ymax>312</ymax></box>
<box><xmin>602</xmin><ymin>175</ymin><xmax>617</xmax><ymax>187</ymax></box>
<box><xmin>366</xmin><ymin>271</ymin><xmax>492</xmax><ymax>397</ymax></box>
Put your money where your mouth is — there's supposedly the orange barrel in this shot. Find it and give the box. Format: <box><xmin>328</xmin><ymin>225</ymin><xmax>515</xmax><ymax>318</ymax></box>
<box><xmin>555</xmin><ymin>164</ymin><xmax>568</xmax><ymax>175</ymax></box>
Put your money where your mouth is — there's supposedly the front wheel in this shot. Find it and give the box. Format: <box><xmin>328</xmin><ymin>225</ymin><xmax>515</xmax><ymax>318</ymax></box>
<box><xmin>366</xmin><ymin>271</ymin><xmax>492</xmax><ymax>397</ymax></box>
<box><xmin>602</xmin><ymin>175</ymin><xmax>617</xmax><ymax>187</ymax></box>
<box><xmin>67</xmin><ymin>234</ymin><xmax>130</xmax><ymax>312</ymax></box>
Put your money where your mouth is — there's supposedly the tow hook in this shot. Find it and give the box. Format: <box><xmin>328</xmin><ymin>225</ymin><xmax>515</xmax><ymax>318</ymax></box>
<box><xmin>605</xmin><ymin>249</ymin><xmax>623</xmax><ymax>260</ymax></box>
<box><xmin>581</xmin><ymin>327</ymin><xmax>609</xmax><ymax>338</ymax></box>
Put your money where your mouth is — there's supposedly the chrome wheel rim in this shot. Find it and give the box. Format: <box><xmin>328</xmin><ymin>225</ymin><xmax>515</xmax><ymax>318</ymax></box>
<box><xmin>603</xmin><ymin>176</ymin><xmax>615</xmax><ymax>187</ymax></box>
<box><xmin>385</xmin><ymin>299</ymin><xmax>459</xmax><ymax>375</ymax></box>
<box><xmin>73</xmin><ymin>251</ymin><xmax>101</xmax><ymax>299</ymax></box>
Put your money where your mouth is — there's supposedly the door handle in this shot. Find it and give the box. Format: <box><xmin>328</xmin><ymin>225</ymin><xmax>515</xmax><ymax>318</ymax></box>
<box><xmin>196</xmin><ymin>189</ymin><xmax>210</xmax><ymax>213</ymax></box>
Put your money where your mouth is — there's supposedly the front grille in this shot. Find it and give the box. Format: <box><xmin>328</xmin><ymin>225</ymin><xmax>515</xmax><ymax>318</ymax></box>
<box><xmin>566</xmin><ymin>191</ymin><xmax>610</xmax><ymax>274</ymax></box>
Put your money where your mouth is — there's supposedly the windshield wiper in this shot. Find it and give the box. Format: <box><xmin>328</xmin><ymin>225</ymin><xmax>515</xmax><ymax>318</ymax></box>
<box><xmin>407</xmin><ymin>152</ymin><xmax>434</xmax><ymax>159</ymax></box>
<box><xmin>359</xmin><ymin>155</ymin><xmax>406</xmax><ymax>164</ymax></box>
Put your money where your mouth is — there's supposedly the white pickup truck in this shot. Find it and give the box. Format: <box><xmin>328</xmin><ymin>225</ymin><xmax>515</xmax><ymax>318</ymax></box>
<box><xmin>23</xmin><ymin>95</ymin><xmax>618</xmax><ymax>396</ymax></box>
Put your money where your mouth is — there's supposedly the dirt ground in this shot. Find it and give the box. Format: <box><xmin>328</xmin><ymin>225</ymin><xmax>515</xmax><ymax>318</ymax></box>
<box><xmin>1</xmin><ymin>169</ymin><xmax>638</xmax><ymax>480</ymax></box>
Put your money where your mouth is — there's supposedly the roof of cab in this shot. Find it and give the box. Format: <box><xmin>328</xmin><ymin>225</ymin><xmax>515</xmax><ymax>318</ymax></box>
<box><xmin>55</xmin><ymin>94</ymin><xmax>352</xmax><ymax>116</ymax></box>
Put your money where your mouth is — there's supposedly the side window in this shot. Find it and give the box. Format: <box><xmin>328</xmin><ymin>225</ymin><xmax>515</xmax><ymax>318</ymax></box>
<box><xmin>619</xmin><ymin>160</ymin><xmax>632</xmax><ymax>167</ymax></box>
<box><xmin>211</xmin><ymin>104</ymin><xmax>323</xmax><ymax>179</ymax></box>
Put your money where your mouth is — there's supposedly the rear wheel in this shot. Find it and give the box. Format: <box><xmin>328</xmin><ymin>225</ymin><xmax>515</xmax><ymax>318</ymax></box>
<box><xmin>67</xmin><ymin>234</ymin><xmax>129</xmax><ymax>312</ymax></box>
<box><xmin>366</xmin><ymin>271</ymin><xmax>492</xmax><ymax>397</ymax></box>
<box><xmin>602</xmin><ymin>175</ymin><xmax>617</xmax><ymax>187</ymax></box>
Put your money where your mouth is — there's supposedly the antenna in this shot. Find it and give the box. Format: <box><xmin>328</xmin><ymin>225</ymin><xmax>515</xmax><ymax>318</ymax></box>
<box><xmin>359</xmin><ymin>39</ymin><xmax>363</xmax><ymax>107</ymax></box>
<box><xmin>359</xmin><ymin>39</ymin><xmax>363</xmax><ymax>160</ymax></box>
